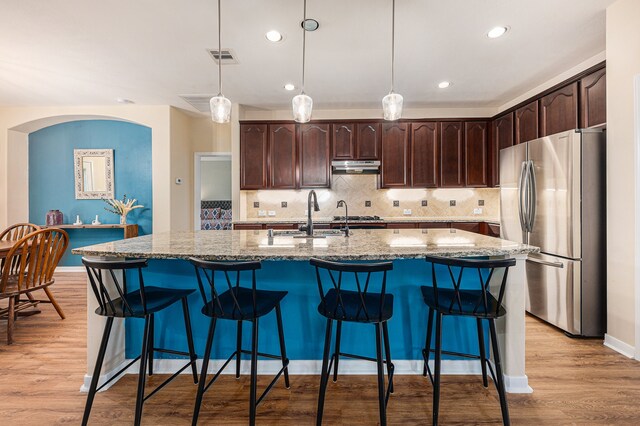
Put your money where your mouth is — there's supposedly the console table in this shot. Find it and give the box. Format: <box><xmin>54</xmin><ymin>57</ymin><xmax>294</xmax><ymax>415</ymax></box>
<box><xmin>41</xmin><ymin>224</ymin><xmax>138</xmax><ymax>239</ymax></box>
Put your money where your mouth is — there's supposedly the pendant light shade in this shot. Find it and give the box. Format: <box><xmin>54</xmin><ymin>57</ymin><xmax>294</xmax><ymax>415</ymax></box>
<box><xmin>292</xmin><ymin>93</ymin><xmax>313</xmax><ymax>123</ymax></box>
<box><xmin>382</xmin><ymin>0</ymin><xmax>402</xmax><ymax>121</ymax></box>
<box><xmin>293</xmin><ymin>0</ymin><xmax>312</xmax><ymax>122</ymax></box>
<box><xmin>382</xmin><ymin>92</ymin><xmax>403</xmax><ymax>121</ymax></box>
<box><xmin>210</xmin><ymin>0</ymin><xmax>231</xmax><ymax>123</ymax></box>
<box><xmin>210</xmin><ymin>95</ymin><xmax>232</xmax><ymax>123</ymax></box>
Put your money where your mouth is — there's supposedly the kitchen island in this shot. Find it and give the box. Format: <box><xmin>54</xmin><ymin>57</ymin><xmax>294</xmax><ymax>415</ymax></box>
<box><xmin>73</xmin><ymin>228</ymin><xmax>537</xmax><ymax>393</ymax></box>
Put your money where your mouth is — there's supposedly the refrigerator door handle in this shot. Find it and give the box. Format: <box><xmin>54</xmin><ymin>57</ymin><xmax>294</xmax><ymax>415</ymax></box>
<box><xmin>527</xmin><ymin>160</ymin><xmax>537</xmax><ymax>232</ymax></box>
<box><xmin>518</xmin><ymin>161</ymin><xmax>528</xmax><ymax>232</ymax></box>
<box><xmin>527</xmin><ymin>256</ymin><xmax>564</xmax><ymax>268</ymax></box>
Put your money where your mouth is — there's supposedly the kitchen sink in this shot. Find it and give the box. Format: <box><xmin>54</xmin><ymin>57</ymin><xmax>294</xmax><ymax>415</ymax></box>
<box><xmin>271</xmin><ymin>229</ymin><xmax>345</xmax><ymax>238</ymax></box>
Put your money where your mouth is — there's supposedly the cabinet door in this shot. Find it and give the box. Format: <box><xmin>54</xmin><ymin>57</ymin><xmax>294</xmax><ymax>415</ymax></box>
<box><xmin>580</xmin><ymin>68</ymin><xmax>606</xmax><ymax>128</ymax></box>
<box><xmin>269</xmin><ymin>124</ymin><xmax>297</xmax><ymax>189</ymax></box>
<box><xmin>417</xmin><ymin>222</ymin><xmax>450</xmax><ymax>229</ymax></box>
<box><xmin>380</xmin><ymin>123</ymin><xmax>409</xmax><ymax>187</ymax></box>
<box><xmin>332</xmin><ymin>123</ymin><xmax>355</xmax><ymax>159</ymax></box>
<box><xmin>540</xmin><ymin>82</ymin><xmax>579</xmax><ymax>136</ymax></box>
<box><xmin>356</xmin><ymin>122</ymin><xmax>381</xmax><ymax>159</ymax></box>
<box><xmin>515</xmin><ymin>100</ymin><xmax>539</xmax><ymax>144</ymax></box>
<box><xmin>410</xmin><ymin>122</ymin><xmax>438</xmax><ymax>187</ymax></box>
<box><xmin>464</xmin><ymin>121</ymin><xmax>489</xmax><ymax>187</ymax></box>
<box><xmin>240</xmin><ymin>124</ymin><xmax>268</xmax><ymax>189</ymax></box>
<box><xmin>299</xmin><ymin>124</ymin><xmax>331</xmax><ymax>188</ymax></box>
<box><xmin>386</xmin><ymin>222</ymin><xmax>417</xmax><ymax>229</ymax></box>
<box><xmin>233</xmin><ymin>223</ymin><xmax>264</xmax><ymax>230</ymax></box>
<box><xmin>451</xmin><ymin>222</ymin><xmax>482</xmax><ymax>234</ymax></box>
<box><xmin>490</xmin><ymin>113</ymin><xmax>514</xmax><ymax>187</ymax></box>
<box><xmin>439</xmin><ymin>121</ymin><xmax>464</xmax><ymax>188</ymax></box>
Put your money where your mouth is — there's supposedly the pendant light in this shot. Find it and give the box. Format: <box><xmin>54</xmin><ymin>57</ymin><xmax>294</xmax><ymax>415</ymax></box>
<box><xmin>382</xmin><ymin>0</ymin><xmax>403</xmax><ymax>121</ymax></box>
<box><xmin>210</xmin><ymin>0</ymin><xmax>231</xmax><ymax>123</ymax></box>
<box><xmin>292</xmin><ymin>0</ymin><xmax>313</xmax><ymax>123</ymax></box>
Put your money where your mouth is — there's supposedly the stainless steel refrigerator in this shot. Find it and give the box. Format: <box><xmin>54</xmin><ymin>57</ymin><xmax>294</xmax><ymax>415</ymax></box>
<box><xmin>500</xmin><ymin>129</ymin><xmax>606</xmax><ymax>337</ymax></box>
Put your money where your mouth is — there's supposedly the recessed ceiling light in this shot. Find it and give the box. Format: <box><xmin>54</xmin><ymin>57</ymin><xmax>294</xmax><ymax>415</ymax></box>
<box><xmin>438</xmin><ymin>81</ymin><xmax>451</xmax><ymax>89</ymax></box>
<box><xmin>301</xmin><ymin>19</ymin><xmax>319</xmax><ymax>31</ymax></box>
<box><xmin>116</xmin><ymin>98</ymin><xmax>134</xmax><ymax>104</ymax></box>
<box><xmin>284</xmin><ymin>83</ymin><xmax>296</xmax><ymax>91</ymax></box>
<box><xmin>265</xmin><ymin>30</ymin><xmax>283</xmax><ymax>42</ymax></box>
<box><xmin>487</xmin><ymin>26</ymin><xmax>508</xmax><ymax>38</ymax></box>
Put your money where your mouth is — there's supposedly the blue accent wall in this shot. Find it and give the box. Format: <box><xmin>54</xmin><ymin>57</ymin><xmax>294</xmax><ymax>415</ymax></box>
<box><xmin>29</xmin><ymin>120</ymin><xmax>152</xmax><ymax>266</ymax></box>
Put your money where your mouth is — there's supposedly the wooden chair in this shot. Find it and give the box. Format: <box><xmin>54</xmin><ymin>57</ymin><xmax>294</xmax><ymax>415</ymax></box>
<box><xmin>0</xmin><ymin>223</ymin><xmax>41</xmax><ymax>241</ymax></box>
<box><xmin>0</xmin><ymin>223</ymin><xmax>41</xmax><ymax>275</ymax></box>
<box><xmin>0</xmin><ymin>228</ymin><xmax>69</xmax><ymax>344</ymax></box>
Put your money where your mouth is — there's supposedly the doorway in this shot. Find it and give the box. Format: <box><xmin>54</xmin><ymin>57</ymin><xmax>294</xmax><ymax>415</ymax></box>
<box><xmin>194</xmin><ymin>152</ymin><xmax>232</xmax><ymax>231</ymax></box>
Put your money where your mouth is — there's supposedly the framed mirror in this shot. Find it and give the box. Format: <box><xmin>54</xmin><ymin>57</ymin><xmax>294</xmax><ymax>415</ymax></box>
<box><xmin>74</xmin><ymin>149</ymin><xmax>114</xmax><ymax>199</ymax></box>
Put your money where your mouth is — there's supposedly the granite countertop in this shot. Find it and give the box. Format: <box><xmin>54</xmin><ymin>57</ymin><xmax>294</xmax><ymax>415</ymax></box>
<box><xmin>72</xmin><ymin>228</ymin><xmax>536</xmax><ymax>261</ymax></box>
<box><xmin>233</xmin><ymin>216</ymin><xmax>501</xmax><ymax>225</ymax></box>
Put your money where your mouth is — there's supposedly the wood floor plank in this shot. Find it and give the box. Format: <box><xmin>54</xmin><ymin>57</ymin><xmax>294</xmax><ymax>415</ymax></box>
<box><xmin>0</xmin><ymin>272</ymin><xmax>639</xmax><ymax>424</ymax></box>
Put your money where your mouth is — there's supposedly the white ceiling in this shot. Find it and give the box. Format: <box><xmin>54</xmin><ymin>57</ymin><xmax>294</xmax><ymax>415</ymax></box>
<box><xmin>0</xmin><ymin>0</ymin><xmax>614</xmax><ymax>112</ymax></box>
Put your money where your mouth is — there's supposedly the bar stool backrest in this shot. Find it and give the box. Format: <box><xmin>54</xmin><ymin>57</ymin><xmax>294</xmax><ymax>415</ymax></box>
<box><xmin>189</xmin><ymin>258</ymin><xmax>262</xmax><ymax>319</ymax></box>
<box><xmin>310</xmin><ymin>258</ymin><xmax>393</xmax><ymax>322</ymax></box>
<box><xmin>424</xmin><ymin>255</ymin><xmax>516</xmax><ymax>317</ymax></box>
<box><xmin>82</xmin><ymin>258</ymin><xmax>149</xmax><ymax>317</ymax></box>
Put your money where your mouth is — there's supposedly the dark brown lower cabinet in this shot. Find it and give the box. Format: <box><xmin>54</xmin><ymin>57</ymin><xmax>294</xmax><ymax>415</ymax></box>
<box><xmin>233</xmin><ymin>224</ymin><xmax>263</xmax><ymax>230</ymax></box>
<box><xmin>451</xmin><ymin>222</ymin><xmax>482</xmax><ymax>234</ymax></box>
<box><xmin>417</xmin><ymin>222</ymin><xmax>450</xmax><ymax>229</ymax></box>
<box><xmin>486</xmin><ymin>223</ymin><xmax>501</xmax><ymax>237</ymax></box>
<box><xmin>386</xmin><ymin>222</ymin><xmax>417</xmax><ymax>229</ymax></box>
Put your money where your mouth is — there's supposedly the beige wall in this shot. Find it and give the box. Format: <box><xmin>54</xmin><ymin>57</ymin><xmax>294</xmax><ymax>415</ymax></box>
<box><xmin>169</xmin><ymin>108</ymin><xmax>193</xmax><ymax>231</ymax></box>
<box><xmin>605</xmin><ymin>0</ymin><xmax>640</xmax><ymax>349</ymax></box>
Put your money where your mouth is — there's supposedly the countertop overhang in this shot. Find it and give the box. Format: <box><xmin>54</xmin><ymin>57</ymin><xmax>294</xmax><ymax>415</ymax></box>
<box><xmin>72</xmin><ymin>229</ymin><xmax>537</xmax><ymax>261</ymax></box>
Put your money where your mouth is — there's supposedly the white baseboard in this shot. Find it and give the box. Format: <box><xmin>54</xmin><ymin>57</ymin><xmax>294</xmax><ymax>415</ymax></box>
<box><xmin>56</xmin><ymin>266</ymin><xmax>85</xmax><ymax>273</ymax></box>
<box><xmin>604</xmin><ymin>333</ymin><xmax>635</xmax><ymax>358</ymax></box>
<box><xmin>80</xmin><ymin>358</ymin><xmax>529</xmax><ymax>394</ymax></box>
<box><xmin>503</xmin><ymin>374</ymin><xmax>532</xmax><ymax>394</ymax></box>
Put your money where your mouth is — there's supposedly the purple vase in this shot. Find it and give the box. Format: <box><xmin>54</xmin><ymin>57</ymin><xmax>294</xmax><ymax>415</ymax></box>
<box><xmin>46</xmin><ymin>209</ymin><xmax>63</xmax><ymax>226</ymax></box>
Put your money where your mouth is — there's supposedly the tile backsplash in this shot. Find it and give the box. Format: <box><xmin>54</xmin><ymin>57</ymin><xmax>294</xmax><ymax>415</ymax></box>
<box><xmin>242</xmin><ymin>175</ymin><xmax>499</xmax><ymax>220</ymax></box>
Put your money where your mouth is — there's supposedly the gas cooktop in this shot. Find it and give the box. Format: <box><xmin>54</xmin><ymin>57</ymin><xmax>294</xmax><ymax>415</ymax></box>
<box><xmin>332</xmin><ymin>215</ymin><xmax>382</xmax><ymax>221</ymax></box>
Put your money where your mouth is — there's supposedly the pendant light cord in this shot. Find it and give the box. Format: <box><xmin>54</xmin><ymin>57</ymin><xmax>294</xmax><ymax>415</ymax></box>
<box><xmin>301</xmin><ymin>0</ymin><xmax>307</xmax><ymax>94</ymax></box>
<box><xmin>217</xmin><ymin>0</ymin><xmax>222</xmax><ymax>96</ymax></box>
<box><xmin>390</xmin><ymin>0</ymin><xmax>395</xmax><ymax>93</ymax></box>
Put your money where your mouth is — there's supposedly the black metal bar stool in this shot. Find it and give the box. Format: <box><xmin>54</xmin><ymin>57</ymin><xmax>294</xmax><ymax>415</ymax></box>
<box><xmin>310</xmin><ymin>258</ymin><xmax>395</xmax><ymax>426</ymax></box>
<box><xmin>81</xmin><ymin>258</ymin><xmax>198</xmax><ymax>426</ymax></box>
<box><xmin>189</xmin><ymin>258</ymin><xmax>290</xmax><ymax>426</ymax></box>
<box><xmin>421</xmin><ymin>254</ymin><xmax>516</xmax><ymax>426</ymax></box>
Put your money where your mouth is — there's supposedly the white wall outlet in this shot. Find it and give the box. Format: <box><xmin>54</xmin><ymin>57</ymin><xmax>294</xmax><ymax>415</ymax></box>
<box><xmin>403</xmin><ymin>209</ymin><xmax>412</xmax><ymax>216</ymax></box>
<box><xmin>258</xmin><ymin>210</ymin><xmax>267</xmax><ymax>217</ymax></box>
<box><xmin>473</xmin><ymin>208</ymin><xmax>483</xmax><ymax>215</ymax></box>
<box><xmin>268</xmin><ymin>210</ymin><xmax>276</xmax><ymax>216</ymax></box>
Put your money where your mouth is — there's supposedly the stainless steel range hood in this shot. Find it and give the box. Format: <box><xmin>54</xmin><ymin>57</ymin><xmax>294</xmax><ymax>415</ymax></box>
<box><xmin>331</xmin><ymin>160</ymin><xmax>380</xmax><ymax>174</ymax></box>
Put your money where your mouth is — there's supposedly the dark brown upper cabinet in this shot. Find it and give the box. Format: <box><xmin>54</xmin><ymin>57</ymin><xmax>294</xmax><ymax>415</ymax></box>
<box><xmin>299</xmin><ymin>123</ymin><xmax>331</xmax><ymax>188</ymax></box>
<box><xmin>464</xmin><ymin>121</ymin><xmax>489</xmax><ymax>187</ymax></box>
<box><xmin>580</xmin><ymin>68</ymin><xmax>606</xmax><ymax>128</ymax></box>
<box><xmin>490</xmin><ymin>113</ymin><xmax>514</xmax><ymax>186</ymax></box>
<box><xmin>410</xmin><ymin>122</ymin><xmax>438</xmax><ymax>187</ymax></box>
<box><xmin>380</xmin><ymin>123</ymin><xmax>409</xmax><ymax>188</ymax></box>
<box><xmin>540</xmin><ymin>82</ymin><xmax>579</xmax><ymax>137</ymax></box>
<box><xmin>332</xmin><ymin>123</ymin><xmax>355</xmax><ymax>159</ymax></box>
<box><xmin>240</xmin><ymin>124</ymin><xmax>268</xmax><ymax>189</ymax></box>
<box><xmin>356</xmin><ymin>122</ymin><xmax>381</xmax><ymax>159</ymax></box>
<box><xmin>515</xmin><ymin>100</ymin><xmax>539</xmax><ymax>145</ymax></box>
<box><xmin>439</xmin><ymin>121</ymin><xmax>464</xmax><ymax>188</ymax></box>
<box><xmin>269</xmin><ymin>124</ymin><xmax>297</xmax><ymax>189</ymax></box>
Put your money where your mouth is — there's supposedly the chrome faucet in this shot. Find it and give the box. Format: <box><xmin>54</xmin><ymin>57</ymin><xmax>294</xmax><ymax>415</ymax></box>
<box><xmin>336</xmin><ymin>200</ymin><xmax>349</xmax><ymax>237</ymax></box>
<box><xmin>301</xmin><ymin>190</ymin><xmax>320</xmax><ymax>236</ymax></box>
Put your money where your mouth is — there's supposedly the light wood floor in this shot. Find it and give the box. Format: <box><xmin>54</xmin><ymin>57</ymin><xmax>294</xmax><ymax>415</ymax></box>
<box><xmin>1</xmin><ymin>272</ymin><xmax>639</xmax><ymax>425</ymax></box>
